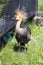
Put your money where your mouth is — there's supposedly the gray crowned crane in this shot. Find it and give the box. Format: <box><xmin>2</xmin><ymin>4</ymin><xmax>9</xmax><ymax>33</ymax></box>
<box><xmin>13</xmin><ymin>9</ymin><xmax>31</xmax><ymax>51</ymax></box>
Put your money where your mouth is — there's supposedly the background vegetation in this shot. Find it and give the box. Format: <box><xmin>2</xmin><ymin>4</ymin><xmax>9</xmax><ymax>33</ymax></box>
<box><xmin>0</xmin><ymin>0</ymin><xmax>43</xmax><ymax>65</ymax></box>
<box><xmin>0</xmin><ymin>0</ymin><xmax>10</xmax><ymax>17</ymax></box>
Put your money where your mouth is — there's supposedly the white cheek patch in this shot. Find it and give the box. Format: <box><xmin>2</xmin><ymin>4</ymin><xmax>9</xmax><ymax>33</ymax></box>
<box><xmin>16</xmin><ymin>16</ymin><xmax>19</xmax><ymax>20</ymax></box>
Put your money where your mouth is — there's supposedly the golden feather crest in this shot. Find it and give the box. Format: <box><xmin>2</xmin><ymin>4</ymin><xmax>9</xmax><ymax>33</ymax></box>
<box><xmin>13</xmin><ymin>9</ymin><xmax>28</xmax><ymax>22</ymax></box>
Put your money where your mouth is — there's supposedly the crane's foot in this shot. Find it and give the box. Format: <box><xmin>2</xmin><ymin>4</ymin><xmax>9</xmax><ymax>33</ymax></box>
<box><xmin>14</xmin><ymin>43</ymin><xmax>27</xmax><ymax>52</ymax></box>
<box><xmin>23</xmin><ymin>47</ymin><xmax>27</xmax><ymax>52</ymax></box>
<box><xmin>24</xmin><ymin>44</ymin><xmax>28</xmax><ymax>52</ymax></box>
<box><xmin>18</xmin><ymin>46</ymin><xmax>27</xmax><ymax>52</ymax></box>
<box><xmin>18</xmin><ymin>43</ymin><xmax>27</xmax><ymax>52</ymax></box>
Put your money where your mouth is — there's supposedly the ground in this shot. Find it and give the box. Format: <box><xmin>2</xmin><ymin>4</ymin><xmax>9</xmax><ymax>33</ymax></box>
<box><xmin>0</xmin><ymin>0</ymin><xmax>43</xmax><ymax>65</ymax></box>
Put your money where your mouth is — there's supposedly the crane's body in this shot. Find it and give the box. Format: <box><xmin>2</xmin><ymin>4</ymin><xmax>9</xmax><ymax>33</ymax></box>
<box><xmin>13</xmin><ymin>9</ymin><xmax>31</xmax><ymax>51</ymax></box>
<box><xmin>15</xmin><ymin>22</ymin><xmax>31</xmax><ymax>45</ymax></box>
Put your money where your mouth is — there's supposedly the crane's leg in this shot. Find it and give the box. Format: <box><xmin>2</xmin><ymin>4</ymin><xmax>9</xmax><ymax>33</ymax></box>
<box><xmin>18</xmin><ymin>43</ymin><xmax>21</xmax><ymax>51</ymax></box>
<box><xmin>25</xmin><ymin>44</ymin><xmax>27</xmax><ymax>51</ymax></box>
<box><xmin>20</xmin><ymin>43</ymin><xmax>27</xmax><ymax>52</ymax></box>
<box><xmin>18</xmin><ymin>43</ymin><xmax>27</xmax><ymax>52</ymax></box>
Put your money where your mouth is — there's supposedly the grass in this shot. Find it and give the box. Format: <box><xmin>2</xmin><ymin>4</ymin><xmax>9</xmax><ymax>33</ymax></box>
<box><xmin>38</xmin><ymin>0</ymin><xmax>43</xmax><ymax>11</ymax></box>
<box><xmin>0</xmin><ymin>0</ymin><xmax>43</xmax><ymax>65</ymax></box>
<box><xmin>0</xmin><ymin>4</ymin><xmax>4</xmax><ymax>15</ymax></box>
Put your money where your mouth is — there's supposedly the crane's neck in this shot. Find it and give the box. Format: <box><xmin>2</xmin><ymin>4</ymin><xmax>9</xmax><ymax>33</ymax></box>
<box><xmin>15</xmin><ymin>21</ymin><xmax>23</xmax><ymax>34</ymax></box>
<box><xmin>16</xmin><ymin>21</ymin><xmax>21</xmax><ymax>28</ymax></box>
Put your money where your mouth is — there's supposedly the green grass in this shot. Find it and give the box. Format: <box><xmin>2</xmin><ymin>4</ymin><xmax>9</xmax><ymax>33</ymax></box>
<box><xmin>0</xmin><ymin>23</ymin><xmax>43</xmax><ymax>65</ymax></box>
<box><xmin>38</xmin><ymin>0</ymin><xmax>43</xmax><ymax>11</ymax></box>
<box><xmin>0</xmin><ymin>4</ymin><xmax>4</xmax><ymax>15</ymax></box>
<box><xmin>0</xmin><ymin>0</ymin><xmax>43</xmax><ymax>65</ymax></box>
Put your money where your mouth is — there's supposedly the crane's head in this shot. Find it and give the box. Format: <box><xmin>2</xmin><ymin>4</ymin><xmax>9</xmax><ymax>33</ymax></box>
<box><xmin>13</xmin><ymin>9</ymin><xmax>28</xmax><ymax>23</ymax></box>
